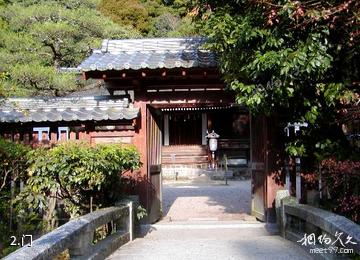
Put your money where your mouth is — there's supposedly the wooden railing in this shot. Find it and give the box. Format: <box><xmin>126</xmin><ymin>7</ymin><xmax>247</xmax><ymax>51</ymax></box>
<box><xmin>4</xmin><ymin>201</ymin><xmax>134</xmax><ymax>260</ymax></box>
<box><xmin>276</xmin><ymin>191</ymin><xmax>360</xmax><ymax>258</ymax></box>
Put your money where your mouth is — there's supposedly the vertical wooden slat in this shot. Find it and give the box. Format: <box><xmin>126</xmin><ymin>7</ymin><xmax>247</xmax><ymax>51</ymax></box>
<box><xmin>146</xmin><ymin>106</ymin><xmax>162</xmax><ymax>223</ymax></box>
<box><xmin>250</xmin><ymin>114</ymin><xmax>267</xmax><ymax>222</ymax></box>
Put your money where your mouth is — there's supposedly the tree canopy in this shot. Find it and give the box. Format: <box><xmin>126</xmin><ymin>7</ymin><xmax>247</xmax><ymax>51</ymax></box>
<box><xmin>195</xmin><ymin>0</ymin><xmax>359</xmax><ymax>159</ymax></box>
<box><xmin>98</xmin><ymin>0</ymin><xmax>197</xmax><ymax>36</ymax></box>
<box><xmin>0</xmin><ymin>0</ymin><xmax>139</xmax><ymax>97</ymax></box>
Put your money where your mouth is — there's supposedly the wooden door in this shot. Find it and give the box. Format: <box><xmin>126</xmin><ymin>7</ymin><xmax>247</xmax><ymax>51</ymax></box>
<box><xmin>147</xmin><ymin>106</ymin><xmax>162</xmax><ymax>223</ymax></box>
<box><xmin>250</xmin><ymin>115</ymin><xmax>267</xmax><ymax>221</ymax></box>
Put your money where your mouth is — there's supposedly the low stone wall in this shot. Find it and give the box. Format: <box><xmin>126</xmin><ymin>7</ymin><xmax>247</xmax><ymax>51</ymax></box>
<box><xmin>276</xmin><ymin>190</ymin><xmax>360</xmax><ymax>259</ymax></box>
<box><xmin>4</xmin><ymin>202</ymin><xmax>134</xmax><ymax>260</ymax></box>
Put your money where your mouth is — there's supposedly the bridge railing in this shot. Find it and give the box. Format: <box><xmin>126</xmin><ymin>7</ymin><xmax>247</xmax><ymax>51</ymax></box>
<box><xmin>4</xmin><ymin>201</ymin><xmax>134</xmax><ymax>260</ymax></box>
<box><xmin>276</xmin><ymin>190</ymin><xmax>360</xmax><ymax>257</ymax></box>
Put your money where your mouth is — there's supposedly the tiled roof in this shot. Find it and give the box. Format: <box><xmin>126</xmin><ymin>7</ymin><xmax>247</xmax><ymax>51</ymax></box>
<box><xmin>78</xmin><ymin>38</ymin><xmax>217</xmax><ymax>72</ymax></box>
<box><xmin>0</xmin><ymin>96</ymin><xmax>139</xmax><ymax>123</ymax></box>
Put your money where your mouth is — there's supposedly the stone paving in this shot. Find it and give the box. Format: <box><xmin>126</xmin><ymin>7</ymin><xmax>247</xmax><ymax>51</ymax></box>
<box><xmin>106</xmin><ymin>177</ymin><xmax>313</xmax><ymax>260</ymax></box>
<box><xmin>107</xmin><ymin>223</ymin><xmax>313</xmax><ymax>260</ymax></box>
<box><xmin>161</xmin><ymin>177</ymin><xmax>255</xmax><ymax>222</ymax></box>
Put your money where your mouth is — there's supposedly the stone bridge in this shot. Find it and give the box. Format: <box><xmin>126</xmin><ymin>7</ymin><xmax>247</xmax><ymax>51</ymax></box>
<box><xmin>4</xmin><ymin>193</ymin><xmax>360</xmax><ymax>260</ymax></box>
<box><xmin>106</xmin><ymin>221</ymin><xmax>309</xmax><ymax>260</ymax></box>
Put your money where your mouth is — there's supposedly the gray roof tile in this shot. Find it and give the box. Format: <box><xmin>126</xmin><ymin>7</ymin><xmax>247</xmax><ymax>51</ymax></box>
<box><xmin>0</xmin><ymin>96</ymin><xmax>139</xmax><ymax>123</ymax></box>
<box><xmin>78</xmin><ymin>38</ymin><xmax>217</xmax><ymax>72</ymax></box>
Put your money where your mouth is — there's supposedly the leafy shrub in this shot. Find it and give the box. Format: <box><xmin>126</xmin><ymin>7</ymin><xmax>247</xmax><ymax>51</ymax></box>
<box><xmin>321</xmin><ymin>158</ymin><xmax>360</xmax><ymax>223</ymax></box>
<box><xmin>15</xmin><ymin>141</ymin><xmax>141</xmax><ymax>221</ymax></box>
<box><xmin>0</xmin><ymin>138</ymin><xmax>30</xmax><ymax>167</ymax></box>
<box><xmin>0</xmin><ymin>138</ymin><xmax>30</xmax><ymax>257</ymax></box>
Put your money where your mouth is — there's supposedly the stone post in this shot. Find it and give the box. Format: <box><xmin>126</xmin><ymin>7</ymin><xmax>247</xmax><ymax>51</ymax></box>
<box><xmin>127</xmin><ymin>201</ymin><xmax>134</xmax><ymax>241</ymax></box>
<box><xmin>115</xmin><ymin>199</ymin><xmax>135</xmax><ymax>241</ymax></box>
<box><xmin>68</xmin><ymin>226</ymin><xmax>94</xmax><ymax>258</ymax></box>
<box><xmin>275</xmin><ymin>190</ymin><xmax>290</xmax><ymax>236</ymax></box>
<box><xmin>280</xmin><ymin>196</ymin><xmax>298</xmax><ymax>238</ymax></box>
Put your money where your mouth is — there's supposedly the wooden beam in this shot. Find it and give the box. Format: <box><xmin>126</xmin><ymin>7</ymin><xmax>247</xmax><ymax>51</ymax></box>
<box><xmin>132</xmin><ymin>79</ymin><xmax>141</xmax><ymax>88</ymax></box>
<box><xmin>106</xmin><ymin>78</ymin><xmax>224</xmax><ymax>89</ymax></box>
<box><xmin>149</xmin><ymin>102</ymin><xmax>237</xmax><ymax>109</ymax></box>
<box><xmin>85</xmin><ymin>68</ymin><xmax>220</xmax><ymax>80</ymax></box>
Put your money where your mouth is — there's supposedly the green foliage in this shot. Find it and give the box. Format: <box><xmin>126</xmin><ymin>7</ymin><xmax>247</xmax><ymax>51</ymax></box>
<box><xmin>149</xmin><ymin>12</ymin><xmax>180</xmax><ymax>36</ymax></box>
<box><xmin>0</xmin><ymin>138</ymin><xmax>30</xmax><ymax>164</ymax></box>
<box><xmin>196</xmin><ymin>0</ymin><xmax>359</xmax><ymax>160</ymax></box>
<box><xmin>193</xmin><ymin>1</ymin><xmax>360</xmax><ymax>224</ymax></box>
<box><xmin>15</xmin><ymin>142</ymin><xmax>141</xmax><ymax>218</ymax></box>
<box><xmin>314</xmin><ymin>139</ymin><xmax>342</xmax><ymax>162</ymax></box>
<box><xmin>0</xmin><ymin>137</ymin><xmax>30</xmax><ymax>193</ymax></box>
<box><xmin>285</xmin><ymin>141</ymin><xmax>306</xmax><ymax>157</ymax></box>
<box><xmin>0</xmin><ymin>138</ymin><xmax>31</xmax><ymax>257</ymax></box>
<box><xmin>99</xmin><ymin>0</ymin><xmax>150</xmax><ymax>33</ymax></box>
<box><xmin>136</xmin><ymin>205</ymin><xmax>148</xmax><ymax>220</ymax></box>
<box><xmin>99</xmin><ymin>0</ymin><xmax>197</xmax><ymax>36</ymax></box>
<box><xmin>0</xmin><ymin>0</ymin><xmax>198</xmax><ymax>97</ymax></box>
<box><xmin>5</xmin><ymin>64</ymin><xmax>78</xmax><ymax>96</ymax></box>
<box><xmin>1</xmin><ymin>140</ymin><xmax>141</xmax><ymax>256</ymax></box>
<box><xmin>0</xmin><ymin>0</ymin><xmax>140</xmax><ymax>97</ymax></box>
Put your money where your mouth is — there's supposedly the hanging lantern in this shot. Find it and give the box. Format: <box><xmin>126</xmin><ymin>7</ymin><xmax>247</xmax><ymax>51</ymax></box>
<box><xmin>206</xmin><ymin>130</ymin><xmax>220</xmax><ymax>152</ymax></box>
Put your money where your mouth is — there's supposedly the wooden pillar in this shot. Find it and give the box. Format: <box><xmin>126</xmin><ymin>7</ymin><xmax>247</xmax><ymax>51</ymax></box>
<box><xmin>13</xmin><ymin>132</ymin><xmax>20</xmax><ymax>142</ymax></box>
<box><xmin>295</xmin><ymin>157</ymin><xmax>301</xmax><ymax>201</ymax></box>
<box><xmin>23</xmin><ymin>133</ymin><xmax>30</xmax><ymax>144</ymax></box>
<box><xmin>164</xmin><ymin>114</ymin><xmax>169</xmax><ymax>146</ymax></box>
<box><xmin>250</xmin><ymin>114</ymin><xmax>267</xmax><ymax>221</ymax></box>
<box><xmin>50</xmin><ymin>127</ymin><xmax>57</xmax><ymax>143</ymax></box>
<box><xmin>250</xmin><ymin>114</ymin><xmax>284</xmax><ymax>222</ymax></box>
<box><xmin>132</xmin><ymin>100</ymin><xmax>149</xmax><ymax>210</ymax></box>
<box><xmin>70</xmin><ymin>131</ymin><xmax>76</xmax><ymax>140</ymax></box>
<box><xmin>285</xmin><ymin>157</ymin><xmax>291</xmax><ymax>191</ymax></box>
<box><xmin>201</xmin><ymin>113</ymin><xmax>207</xmax><ymax>145</ymax></box>
<box><xmin>265</xmin><ymin>115</ymin><xmax>285</xmax><ymax>222</ymax></box>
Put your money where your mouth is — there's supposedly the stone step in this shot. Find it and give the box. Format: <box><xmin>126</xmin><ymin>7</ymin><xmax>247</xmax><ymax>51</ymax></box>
<box><xmin>162</xmin><ymin>151</ymin><xmax>208</xmax><ymax>156</ymax></box>
<box><xmin>162</xmin><ymin>145</ymin><xmax>209</xmax><ymax>165</ymax></box>
<box><xmin>162</xmin><ymin>145</ymin><xmax>207</xmax><ymax>153</ymax></box>
<box><xmin>162</xmin><ymin>156</ymin><xmax>208</xmax><ymax>164</ymax></box>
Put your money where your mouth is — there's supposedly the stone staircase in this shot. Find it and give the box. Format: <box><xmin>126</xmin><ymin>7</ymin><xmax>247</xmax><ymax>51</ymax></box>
<box><xmin>161</xmin><ymin>145</ymin><xmax>209</xmax><ymax>179</ymax></box>
<box><xmin>162</xmin><ymin>145</ymin><xmax>208</xmax><ymax>166</ymax></box>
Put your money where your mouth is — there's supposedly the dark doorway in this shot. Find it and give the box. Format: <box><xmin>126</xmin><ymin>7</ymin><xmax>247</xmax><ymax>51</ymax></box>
<box><xmin>169</xmin><ymin>112</ymin><xmax>202</xmax><ymax>145</ymax></box>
